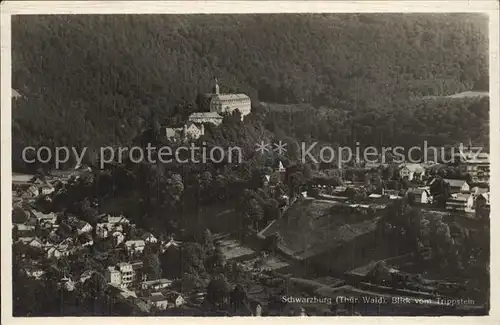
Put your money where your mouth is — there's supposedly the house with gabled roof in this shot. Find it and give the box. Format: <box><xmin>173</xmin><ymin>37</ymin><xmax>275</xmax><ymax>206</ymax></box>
<box><xmin>146</xmin><ymin>292</ymin><xmax>170</xmax><ymax>310</ymax></box>
<box><xmin>443</xmin><ymin>179</ymin><xmax>470</xmax><ymax>194</ymax></box>
<box><xmin>407</xmin><ymin>186</ymin><xmax>432</xmax><ymax>204</ymax></box>
<box><xmin>24</xmin><ymin>265</ymin><xmax>45</xmax><ymax>280</ymax></box>
<box><xmin>398</xmin><ymin>163</ymin><xmax>425</xmax><ymax>181</ymax></box>
<box><xmin>446</xmin><ymin>193</ymin><xmax>474</xmax><ymax>212</ymax></box>
<box><xmin>45</xmin><ymin>245</ymin><xmax>64</xmax><ymax>259</ymax></box>
<box><xmin>98</xmin><ymin>213</ymin><xmax>130</xmax><ymax>225</ymax></box>
<box><xmin>125</xmin><ymin>240</ymin><xmax>146</xmax><ymax>255</ymax></box>
<box><xmin>17</xmin><ymin>236</ymin><xmax>44</xmax><ymax>248</ymax></box>
<box><xmin>141</xmin><ymin>232</ymin><xmax>158</xmax><ymax>244</ymax></box>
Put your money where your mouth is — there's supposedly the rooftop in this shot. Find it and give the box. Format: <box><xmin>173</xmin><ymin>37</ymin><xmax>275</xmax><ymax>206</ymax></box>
<box><xmin>189</xmin><ymin>112</ymin><xmax>223</xmax><ymax>118</ymax></box>
<box><xmin>400</xmin><ymin>163</ymin><xmax>425</xmax><ymax>173</ymax></box>
<box><xmin>446</xmin><ymin>91</ymin><xmax>489</xmax><ymax>99</ymax></box>
<box><xmin>443</xmin><ymin>179</ymin><xmax>468</xmax><ymax>188</ymax></box>
<box><xmin>213</xmin><ymin>93</ymin><xmax>250</xmax><ymax>101</ymax></box>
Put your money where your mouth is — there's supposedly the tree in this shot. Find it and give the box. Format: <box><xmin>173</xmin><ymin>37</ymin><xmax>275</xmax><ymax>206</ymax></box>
<box><xmin>205</xmin><ymin>246</ymin><xmax>226</xmax><ymax>272</ymax></box>
<box><xmin>206</xmin><ymin>274</ymin><xmax>232</xmax><ymax>307</ymax></box>
<box><xmin>142</xmin><ymin>250</ymin><xmax>162</xmax><ymax>281</ymax></box>
<box><xmin>230</xmin><ymin>284</ymin><xmax>247</xmax><ymax>310</ymax></box>
<box><xmin>172</xmin><ymin>273</ymin><xmax>204</xmax><ymax>294</ymax></box>
<box><xmin>202</xmin><ymin>228</ymin><xmax>215</xmax><ymax>252</ymax></box>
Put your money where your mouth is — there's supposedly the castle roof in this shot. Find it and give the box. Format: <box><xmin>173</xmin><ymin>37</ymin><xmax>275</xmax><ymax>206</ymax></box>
<box><xmin>189</xmin><ymin>112</ymin><xmax>222</xmax><ymax>119</ymax></box>
<box><xmin>212</xmin><ymin>94</ymin><xmax>250</xmax><ymax>101</ymax></box>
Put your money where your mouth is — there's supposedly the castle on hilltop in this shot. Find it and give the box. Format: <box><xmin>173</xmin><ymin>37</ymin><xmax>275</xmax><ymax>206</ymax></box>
<box><xmin>195</xmin><ymin>77</ymin><xmax>252</xmax><ymax>121</ymax></box>
<box><xmin>165</xmin><ymin>78</ymin><xmax>251</xmax><ymax>142</ymax></box>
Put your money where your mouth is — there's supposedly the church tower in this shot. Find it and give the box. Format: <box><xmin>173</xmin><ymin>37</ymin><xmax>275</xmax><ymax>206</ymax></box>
<box><xmin>212</xmin><ymin>77</ymin><xmax>220</xmax><ymax>95</ymax></box>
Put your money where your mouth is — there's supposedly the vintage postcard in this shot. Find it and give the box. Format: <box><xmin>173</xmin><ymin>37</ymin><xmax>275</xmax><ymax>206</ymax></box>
<box><xmin>1</xmin><ymin>1</ymin><xmax>499</xmax><ymax>324</ymax></box>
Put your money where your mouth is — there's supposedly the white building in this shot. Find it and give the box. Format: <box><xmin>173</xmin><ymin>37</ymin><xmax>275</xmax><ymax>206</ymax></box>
<box><xmin>208</xmin><ymin>78</ymin><xmax>251</xmax><ymax>119</ymax></box>
<box><xmin>407</xmin><ymin>187</ymin><xmax>432</xmax><ymax>204</ymax></box>
<box><xmin>398</xmin><ymin>163</ymin><xmax>425</xmax><ymax>181</ymax></box>
<box><xmin>141</xmin><ymin>278</ymin><xmax>173</xmax><ymax>291</ymax></box>
<box><xmin>454</xmin><ymin>147</ymin><xmax>489</xmax><ymax>184</ymax></box>
<box><xmin>18</xmin><ymin>236</ymin><xmax>44</xmax><ymax>248</ymax></box>
<box><xmin>25</xmin><ymin>266</ymin><xmax>45</xmax><ymax>280</ymax></box>
<box><xmin>443</xmin><ymin>179</ymin><xmax>470</xmax><ymax>194</ymax></box>
<box><xmin>125</xmin><ymin>240</ymin><xmax>146</xmax><ymax>255</ymax></box>
<box><xmin>141</xmin><ymin>232</ymin><xmax>158</xmax><ymax>244</ymax></box>
<box><xmin>147</xmin><ymin>292</ymin><xmax>170</xmax><ymax>310</ymax></box>
<box><xmin>446</xmin><ymin>193</ymin><xmax>474</xmax><ymax>212</ymax></box>
<box><xmin>188</xmin><ymin>112</ymin><xmax>223</xmax><ymax>126</ymax></box>
<box><xmin>105</xmin><ymin>266</ymin><xmax>122</xmax><ymax>287</ymax></box>
<box><xmin>105</xmin><ymin>262</ymin><xmax>137</xmax><ymax>289</ymax></box>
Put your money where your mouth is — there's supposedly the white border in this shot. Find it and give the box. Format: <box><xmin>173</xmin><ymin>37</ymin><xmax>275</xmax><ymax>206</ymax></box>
<box><xmin>1</xmin><ymin>1</ymin><xmax>499</xmax><ymax>325</ymax></box>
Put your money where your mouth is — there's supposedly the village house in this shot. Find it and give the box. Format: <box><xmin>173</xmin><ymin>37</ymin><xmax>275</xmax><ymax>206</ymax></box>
<box><xmin>96</xmin><ymin>222</ymin><xmax>124</xmax><ymax>239</ymax></box>
<box><xmin>165</xmin><ymin>126</ymin><xmax>184</xmax><ymax>142</ymax></box>
<box><xmin>67</xmin><ymin>217</ymin><xmax>93</xmax><ymax>235</ymax></box>
<box><xmin>160</xmin><ymin>237</ymin><xmax>182</xmax><ymax>253</ymax></box>
<box><xmin>262</xmin><ymin>174</ymin><xmax>271</xmax><ymax>187</ymax></box>
<box><xmin>12</xmin><ymin>173</ymin><xmax>35</xmax><ymax>185</ymax></box>
<box><xmin>31</xmin><ymin>210</ymin><xmax>57</xmax><ymax>224</ymax></box>
<box><xmin>39</xmin><ymin>183</ymin><xmax>55</xmax><ymax>195</ymax></box>
<box><xmin>188</xmin><ymin>111</ymin><xmax>224</xmax><ymax>126</ymax></box>
<box><xmin>164</xmin><ymin>292</ymin><xmax>186</xmax><ymax>308</ymax></box>
<box><xmin>474</xmin><ymin>192</ymin><xmax>490</xmax><ymax>210</ymax></box>
<box><xmin>277</xmin><ymin>161</ymin><xmax>286</xmax><ymax>173</ymax></box>
<box><xmin>13</xmin><ymin>223</ymin><xmax>36</xmax><ymax>232</ymax></box>
<box><xmin>45</xmin><ymin>245</ymin><xmax>64</xmax><ymax>259</ymax></box>
<box><xmin>184</xmin><ymin>121</ymin><xmax>205</xmax><ymax>140</ymax></box>
<box><xmin>407</xmin><ymin>187</ymin><xmax>432</xmax><ymax>204</ymax></box>
<box><xmin>105</xmin><ymin>261</ymin><xmax>142</xmax><ymax>289</ymax></box>
<box><xmin>106</xmin><ymin>263</ymin><xmax>133</xmax><ymax>288</ymax></box>
<box><xmin>79</xmin><ymin>233</ymin><xmax>94</xmax><ymax>247</ymax></box>
<box><xmin>24</xmin><ymin>185</ymin><xmax>40</xmax><ymax>198</ymax></box>
<box><xmin>79</xmin><ymin>270</ymin><xmax>94</xmax><ymax>283</ymax></box>
<box><xmin>96</xmin><ymin>223</ymin><xmax>110</xmax><ymax>238</ymax></box>
<box><xmin>105</xmin><ymin>266</ymin><xmax>123</xmax><ymax>287</ymax></box>
<box><xmin>141</xmin><ymin>232</ymin><xmax>158</xmax><ymax>244</ymax></box>
<box><xmin>113</xmin><ymin>231</ymin><xmax>126</xmax><ymax>246</ymax></box>
<box><xmin>98</xmin><ymin>213</ymin><xmax>131</xmax><ymax>225</ymax></box>
<box><xmin>146</xmin><ymin>292</ymin><xmax>170</xmax><ymax>310</ymax></box>
<box><xmin>141</xmin><ymin>278</ymin><xmax>173</xmax><ymax>291</ymax></box>
<box><xmin>471</xmin><ymin>186</ymin><xmax>489</xmax><ymax>198</ymax></box>
<box><xmin>165</xmin><ymin>122</ymin><xmax>205</xmax><ymax>142</ymax></box>
<box><xmin>454</xmin><ymin>148</ymin><xmax>490</xmax><ymax>184</ymax></box>
<box><xmin>125</xmin><ymin>240</ymin><xmax>146</xmax><ymax>255</ymax></box>
<box><xmin>18</xmin><ymin>236</ymin><xmax>44</xmax><ymax>249</ymax></box>
<box><xmin>398</xmin><ymin>163</ymin><xmax>426</xmax><ymax>181</ymax></box>
<box><xmin>24</xmin><ymin>265</ymin><xmax>45</xmax><ymax>280</ymax></box>
<box><xmin>446</xmin><ymin>193</ymin><xmax>474</xmax><ymax>212</ymax></box>
<box><xmin>59</xmin><ymin>276</ymin><xmax>75</xmax><ymax>292</ymax></box>
<box><xmin>443</xmin><ymin>179</ymin><xmax>470</xmax><ymax>194</ymax></box>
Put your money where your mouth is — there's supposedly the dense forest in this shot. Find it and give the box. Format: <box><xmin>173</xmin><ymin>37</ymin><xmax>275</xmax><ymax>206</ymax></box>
<box><xmin>12</xmin><ymin>14</ymin><xmax>489</xmax><ymax>170</ymax></box>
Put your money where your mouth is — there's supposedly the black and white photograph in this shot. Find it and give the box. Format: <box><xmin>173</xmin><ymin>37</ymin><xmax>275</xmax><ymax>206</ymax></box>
<box><xmin>1</xmin><ymin>1</ymin><xmax>498</xmax><ymax>321</ymax></box>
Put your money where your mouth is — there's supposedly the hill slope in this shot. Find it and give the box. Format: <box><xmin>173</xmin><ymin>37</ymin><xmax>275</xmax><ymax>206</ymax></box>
<box><xmin>11</xmin><ymin>14</ymin><xmax>489</xmax><ymax>167</ymax></box>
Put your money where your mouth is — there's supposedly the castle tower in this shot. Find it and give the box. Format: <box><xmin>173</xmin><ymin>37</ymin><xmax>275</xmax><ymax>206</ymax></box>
<box><xmin>212</xmin><ymin>77</ymin><xmax>220</xmax><ymax>95</ymax></box>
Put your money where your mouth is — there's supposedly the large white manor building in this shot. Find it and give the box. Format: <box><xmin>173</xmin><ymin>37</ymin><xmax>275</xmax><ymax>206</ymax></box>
<box><xmin>207</xmin><ymin>78</ymin><xmax>251</xmax><ymax>117</ymax></box>
<box><xmin>165</xmin><ymin>78</ymin><xmax>251</xmax><ymax>142</ymax></box>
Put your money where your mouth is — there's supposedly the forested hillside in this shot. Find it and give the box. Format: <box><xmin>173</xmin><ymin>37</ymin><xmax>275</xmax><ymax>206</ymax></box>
<box><xmin>12</xmin><ymin>14</ymin><xmax>489</xmax><ymax>169</ymax></box>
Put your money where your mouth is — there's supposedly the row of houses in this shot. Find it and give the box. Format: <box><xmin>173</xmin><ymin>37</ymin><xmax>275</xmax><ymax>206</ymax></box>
<box><xmin>310</xmin><ymin>175</ymin><xmax>489</xmax><ymax>214</ymax></box>
<box><xmin>363</xmin><ymin>148</ymin><xmax>490</xmax><ymax>186</ymax></box>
